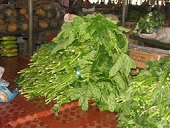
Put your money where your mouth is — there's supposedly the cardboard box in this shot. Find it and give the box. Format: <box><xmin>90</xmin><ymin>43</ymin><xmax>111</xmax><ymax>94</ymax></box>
<box><xmin>130</xmin><ymin>49</ymin><xmax>169</xmax><ymax>69</ymax></box>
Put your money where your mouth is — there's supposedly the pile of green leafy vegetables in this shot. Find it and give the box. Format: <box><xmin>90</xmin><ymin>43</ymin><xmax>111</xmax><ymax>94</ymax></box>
<box><xmin>15</xmin><ymin>13</ymin><xmax>136</xmax><ymax>116</ymax></box>
<box><xmin>117</xmin><ymin>58</ymin><xmax>170</xmax><ymax>128</ymax></box>
<box><xmin>134</xmin><ymin>10</ymin><xmax>165</xmax><ymax>34</ymax></box>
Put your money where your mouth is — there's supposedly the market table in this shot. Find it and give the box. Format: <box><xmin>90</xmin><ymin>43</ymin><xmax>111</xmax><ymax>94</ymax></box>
<box><xmin>0</xmin><ymin>55</ymin><xmax>118</xmax><ymax>128</ymax></box>
<box><xmin>129</xmin><ymin>34</ymin><xmax>170</xmax><ymax>50</ymax></box>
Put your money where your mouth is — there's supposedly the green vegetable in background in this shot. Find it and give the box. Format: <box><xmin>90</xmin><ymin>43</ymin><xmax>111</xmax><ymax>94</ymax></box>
<box><xmin>3</xmin><ymin>44</ymin><xmax>18</xmax><ymax>49</ymax></box>
<box><xmin>4</xmin><ymin>52</ymin><xmax>18</xmax><ymax>57</ymax></box>
<box><xmin>16</xmin><ymin>14</ymin><xmax>136</xmax><ymax>116</ymax></box>
<box><xmin>3</xmin><ymin>48</ymin><xmax>18</xmax><ymax>53</ymax></box>
<box><xmin>0</xmin><ymin>36</ymin><xmax>16</xmax><ymax>41</ymax></box>
<box><xmin>1</xmin><ymin>40</ymin><xmax>17</xmax><ymax>45</ymax></box>
<box><xmin>134</xmin><ymin>10</ymin><xmax>165</xmax><ymax>34</ymax></box>
<box><xmin>117</xmin><ymin>58</ymin><xmax>170</xmax><ymax>128</ymax></box>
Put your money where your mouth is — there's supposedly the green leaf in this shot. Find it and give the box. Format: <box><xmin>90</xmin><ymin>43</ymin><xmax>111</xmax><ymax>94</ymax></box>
<box><xmin>121</xmin><ymin>101</ymin><xmax>131</xmax><ymax>115</ymax></box>
<box><xmin>109</xmin><ymin>53</ymin><xmax>124</xmax><ymax>77</ymax></box>
<box><xmin>51</xmin><ymin>23</ymin><xmax>76</xmax><ymax>54</ymax></box>
<box><xmin>121</xmin><ymin>54</ymin><xmax>136</xmax><ymax>76</ymax></box>
<box><xmin>101</xmin><ymin>94</ymin><xmax>108</xmax><ymax>104</ymax></box>
<box><xmin>113</xmin><ymin>72</ymin><xmax>126</xmax><ymax>91</ymax></box>
<box><xmin>73</xmin><ymin>16</ymin><xmax>85</xmax><ymax>26</ymax></box>
<box><xmin>108</xmin><ymin>93</ymin><xmax>116</xmax><ymax>112</ymax></box>
<box><xmin>90</xmin><ymin>84</ymin><xmax>101</xmax><ymax>100</ymax></box>
<box><xmin>53</xmin><ymin>103</ymin><xmax>61</xmax><ymax>116</ymax></box>
<box><xmin>157</xmin><ymin>124</ymin><xmax>163</xmax><ymax>128</ymax></box>
<box><xmin>78</xmin><ymin>95</ymin><xmax>84</xmax><ymax>106</ymax></box>
<box><xmin>67</xmin><ymin>89</ymin><xmax>81</xmax><ymax>100</ymax></box>
<box><xmin>82</xmin><ymin>97</ymin><xmax>89</xmax><ymax>111</ymax></box>
<box><xmin>69</xmin><ymin>30</ymin><xmax>76</xmax><ymax>44</ymax></box>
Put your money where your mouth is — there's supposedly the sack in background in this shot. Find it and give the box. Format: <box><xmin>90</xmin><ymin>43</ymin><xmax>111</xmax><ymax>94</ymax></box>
<box><xmin>0</xmin><ymin>66</ymin><xmax>5</xmax><ymax>78</ymax></box>
<box><xmin>155</xmin><ymin>27</ymin><xmax>170</xmax><ymax>43</ymax></box>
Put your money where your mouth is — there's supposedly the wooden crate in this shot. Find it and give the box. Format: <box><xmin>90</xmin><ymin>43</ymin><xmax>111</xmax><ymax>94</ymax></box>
<box><xmin>129</xmin><ymin>44</ymin><xmax>169</xmax><ymax>69</ymax></box>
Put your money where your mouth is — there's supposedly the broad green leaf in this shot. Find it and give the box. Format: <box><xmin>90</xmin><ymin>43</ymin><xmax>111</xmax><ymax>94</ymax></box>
<box><xmin>109</xmin><ymin>53</ymin><xmax>124</xmax><ymax>77</ymax></box>
<box><xmin>86</xmin><ymin>88</ymin><xmax>93</xmax><ymax>99</ymax></box>
<box><xmin>78</xmin><ymin>23</ymin><xmax>88</xmax><ymax>36</ymax></box>
<box><xmin>108</xmin><ymin>94</ymin><xmax>116</xmax><ymax>112</ymax></box>
<box><xmin>90</xmin><ymin>84</ymin><xmax>101</xmax><ymax>100</ymax></box>
<box><xmin>50</xmin><ymin>39</ymin><xmax>72</xmax><ymax>55</ymax></box>
<box><xmin>78</xmin><ymin>96</ymin><xmax>84</xmax><ymax>106</ymax></box>
<box><xmin>69</xmin><ymin>30</ymin><xmax>76</xmax><ymax>44</ymax></box>
<box><xmin>113</xmin><ymin>72</ymin><xmax>126</xmax><ymax>91</ymax></box>
<box><xmin>67</xmin><ymin>89</ymin><xmax>81</xmax><ymax>100</ymax></box>
<box><xmin>101</xmin><ymin>94</ymin><xmax>108</xmax><ymax>104</ymax></box>
<box><xmin>73</xmin><ymin>16</ymin><xmax>85</xmax><ymax>26</ymax></box>
<box><xmin>121</xmin><ymin>54</ymin><xmax>136</xmax><ymax>76</ymax></box>
<box><xmin>82</xmin><ymin>97</ymin><xmax>89</xmax><ymax>111</ymax></box>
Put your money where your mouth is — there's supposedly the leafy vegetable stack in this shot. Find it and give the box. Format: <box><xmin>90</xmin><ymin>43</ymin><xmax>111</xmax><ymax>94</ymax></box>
<box><xmin>117</xmin><ymin>58</ymin><xmax>170</xmax><ymax>127</ymax></box>
<box><xmin>16</xmin><ymin>14</ymin><xmax>136</xmax><ymax>116</ymax></box>
<box><xmin>134</xmin><ymin>10</ymin><xmax>165</xmax><ymax>34</ymax></box>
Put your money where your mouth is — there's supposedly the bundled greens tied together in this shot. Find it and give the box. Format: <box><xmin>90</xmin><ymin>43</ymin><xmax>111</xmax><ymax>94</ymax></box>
<box><xmin>117</xmin><ymin>58</ymin><xmax>170</xmax><ymax>128</ymax></box>
<box><xmin>15</xmin><ymin>14</ymin><xmax>136</xmax><ymax>116</ymax></box>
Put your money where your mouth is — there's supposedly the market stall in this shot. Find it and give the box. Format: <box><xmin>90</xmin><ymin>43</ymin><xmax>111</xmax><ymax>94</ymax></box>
<box><xmin>129</xmin><ymin>34</ymin><xmax>170</xmax><ymax>50</ymax></box>
<box><xmin>0</xmin><ymin>0</ymin><xmax>64</xmax><ymax>56</ymax></box>
<box><xmin>0</xmin><ymin>0</ymin><xmax>170</xmax><ymax>128</ymax></box>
